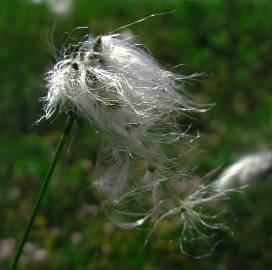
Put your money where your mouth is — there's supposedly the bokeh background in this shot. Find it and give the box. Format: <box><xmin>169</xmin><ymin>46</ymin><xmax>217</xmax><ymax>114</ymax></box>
<box><xmin>1</xmin><ymin>0</ymin><xmax>272</xmax><ymax>269</ymax></box>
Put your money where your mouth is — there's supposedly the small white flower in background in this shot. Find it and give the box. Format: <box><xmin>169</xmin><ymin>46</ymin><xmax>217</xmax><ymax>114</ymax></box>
<box><xmin>0</xmin><ymin>238</ymin><xmax>15</xmax><ymax>262</ymax></box>
<box><xmin>29</xmin><ymin>0</ymin><xmax>73</xmax><ymax>17</ymax></box>
<box><xmin>42</xmin><ymin>30</ymin><xmax>232</xmax><ymax>256</ymax></box>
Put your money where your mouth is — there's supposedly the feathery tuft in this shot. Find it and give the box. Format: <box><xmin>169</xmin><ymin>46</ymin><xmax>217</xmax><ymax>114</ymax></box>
<box><xmin>42</xmin><ymin>30</ymin><xmax>232</xmax><ymax>256</ymax></box>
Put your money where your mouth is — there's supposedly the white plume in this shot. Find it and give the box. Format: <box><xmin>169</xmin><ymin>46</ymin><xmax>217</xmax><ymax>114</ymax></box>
<box><xmin>42</xmin><ymin>30</ymin><xmax>232</xmax><ymax>255</ymax></box>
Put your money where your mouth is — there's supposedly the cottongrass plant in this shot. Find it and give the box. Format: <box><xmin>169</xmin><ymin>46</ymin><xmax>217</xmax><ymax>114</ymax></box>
<box><xmin>11</xmin><ymin>25</ymin><xmax>235</xmax><ymax>268</ymax></box>
<box><xmin>44</xmin><ymin>32</ymin><xmax>234</xmax><ymax>253</ymax></box>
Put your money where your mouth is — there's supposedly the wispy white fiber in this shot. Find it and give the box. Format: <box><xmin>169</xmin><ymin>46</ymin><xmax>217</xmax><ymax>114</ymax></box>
<box><xmin>215</xmin><ymin>151</ymin><xmax>272</xmax><ymax>190</ymax></box>
<box><xmin>42</xmin><ymin>29</ymin><xmax>231</xmax><ymax>255</ymax></box>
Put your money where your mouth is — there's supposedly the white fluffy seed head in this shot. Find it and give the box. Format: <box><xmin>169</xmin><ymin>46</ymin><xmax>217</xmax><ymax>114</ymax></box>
<box><xmin>215</xmin><ymin>151</ymin><xmax>272</xmax><ymax>190</ymax></box>
<box><xmin>43</xmin><ymin>33</ymin><xmax>204</xmax><ymax>131</ymax></box>
<box><xmin>42</xmin><ymin>30</ymin><xmax>231</xmax><ymax>256</ymax></box>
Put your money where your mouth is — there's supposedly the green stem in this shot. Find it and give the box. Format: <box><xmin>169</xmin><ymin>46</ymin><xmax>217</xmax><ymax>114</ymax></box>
<box><xmin>10</xmin><ymin>117</ymin><xmax>74</xmax><ymax>270</ymax></box>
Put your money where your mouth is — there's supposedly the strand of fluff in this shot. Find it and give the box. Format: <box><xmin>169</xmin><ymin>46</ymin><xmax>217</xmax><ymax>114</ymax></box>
<box><xmin>93</xmin><ymin>148</ymin><xmax>237</xmax><ymax>257</ymax></box>
<box><xmin>42</xmin><ymin>31</ymin><xmax>232</xmax><ymax>255</ymax></box>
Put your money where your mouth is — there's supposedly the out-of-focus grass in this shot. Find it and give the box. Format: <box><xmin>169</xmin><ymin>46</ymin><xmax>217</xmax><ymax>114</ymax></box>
<box><xmin>1</xmin><ymin>0</ymin><xmax>272</xmax><ymax>269</ymax></box>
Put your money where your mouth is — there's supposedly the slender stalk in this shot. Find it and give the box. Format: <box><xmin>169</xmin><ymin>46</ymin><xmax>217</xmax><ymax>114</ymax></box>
<box><xmin>10</xmin><ymin>117</ymin><xmax>74</xmax><ymax>270</ymax></box>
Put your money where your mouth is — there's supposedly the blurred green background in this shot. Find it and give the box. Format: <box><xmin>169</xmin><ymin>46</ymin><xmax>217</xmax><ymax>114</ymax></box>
<box><xmin>1</xmin><ymin>0</ymin><xmax>272</xmax><ymax>269</ymax></box>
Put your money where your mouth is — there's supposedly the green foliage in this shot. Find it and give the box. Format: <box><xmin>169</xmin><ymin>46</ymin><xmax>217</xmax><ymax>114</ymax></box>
<box><xmin>1</xmin><ymin>0</ymin><xmax>272</xmax><ymax>269</ymax></box>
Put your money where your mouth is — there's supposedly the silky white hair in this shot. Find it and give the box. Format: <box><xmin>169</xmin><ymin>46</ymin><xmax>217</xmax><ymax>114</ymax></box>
<box><xmin>42</xmin><ymin>30</ymin><xmax>232</xmax><ymax>255</ymax></box>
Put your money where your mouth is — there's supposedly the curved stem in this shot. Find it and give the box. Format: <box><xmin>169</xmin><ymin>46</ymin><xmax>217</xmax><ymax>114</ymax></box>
<box><xmin>10</xmin><ymin>117</ymin><xmax>74</xmax><ymax>270</ymax></box>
